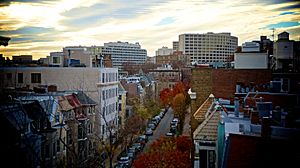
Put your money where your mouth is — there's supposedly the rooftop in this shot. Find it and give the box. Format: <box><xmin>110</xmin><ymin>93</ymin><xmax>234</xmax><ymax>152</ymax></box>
<box><xmin>193</xmin><ymin>94</ymin><xmax>214</xmax><ymax>122</ymax></box>
<box><xmin>193</xmin><ymin>109</ymin><xmax>220</xmax><ymax>141</ymax></box>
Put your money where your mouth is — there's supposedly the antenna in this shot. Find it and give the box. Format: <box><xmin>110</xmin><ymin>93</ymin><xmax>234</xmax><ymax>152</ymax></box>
<box><xmin>271</xmin><ymin>28</ymin><xmax>275</xmax><ymax>41</ymax></box>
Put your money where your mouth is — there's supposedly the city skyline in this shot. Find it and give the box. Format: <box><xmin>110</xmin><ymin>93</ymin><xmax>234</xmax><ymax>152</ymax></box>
<box><xmin>0</xmin><ymin>0</ymin><xmax>299</xmax><ymax>59</ymax></box>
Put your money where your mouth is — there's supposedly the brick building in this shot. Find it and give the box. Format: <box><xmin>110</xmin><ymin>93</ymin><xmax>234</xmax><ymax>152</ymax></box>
<box><xmin>190</xmin><ymin>68</ymin><xmax>272</xmax><ymax>131</ymax></box>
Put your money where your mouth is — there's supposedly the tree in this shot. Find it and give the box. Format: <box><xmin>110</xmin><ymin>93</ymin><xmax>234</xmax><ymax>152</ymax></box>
<box><xmin>172</xmin><ymin>93</ymin><xmax>187</xmax><ymax>131</ymax></box>
<box><xmin>144</xmin><ymin>99</ymin><xmax>161</xmax><ymax>117</ymax></box>
<box><xmin>159</xmin><ymin>88</ymin><xmax>172</xmax><ymax>108</ymax></box>
<box><xmin>133</xmin><ymin>136</ymin><xmax>192</xmax><ymax>168</ymax></box>
<box><xmin>119</xmin><ymin>114</ymin><xmax>145</xmax><ymax>152</ymax></box>
<box><xmin>172</xmin><ymin>81</ymin><xmax>186</xmax><ymax>97</ymax></box>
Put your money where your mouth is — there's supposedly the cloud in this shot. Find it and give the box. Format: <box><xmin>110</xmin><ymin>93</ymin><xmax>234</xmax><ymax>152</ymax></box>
<box><xmin>0</xmin><ymin>0</ymin><xmax>48</xmax><ymax>7</ymax></box>
<box><xmin>0</xmin><ymin>0</ymin><xmax>299</xmax><ymax>58</ymax></box>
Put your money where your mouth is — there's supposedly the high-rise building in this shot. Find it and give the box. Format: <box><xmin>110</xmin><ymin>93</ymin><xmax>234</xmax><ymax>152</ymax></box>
<box><xmin>173</xmin><ymin>41</ymin><xmax>179</xmax><ymax>51</ymax></box>
<box><xmin>102</xmin><ymin>41</ymin><xmax>147</xmax><ymax>70</ymax></box>
<box><xmin>178</xmin><ymin>32</ymin><xmax>238</xmax><ymax>66</ymax></box>
<box><xmin>155</xmin><ymin>46</ymin><xmax>173</xmax><ymax>56</ymax></box>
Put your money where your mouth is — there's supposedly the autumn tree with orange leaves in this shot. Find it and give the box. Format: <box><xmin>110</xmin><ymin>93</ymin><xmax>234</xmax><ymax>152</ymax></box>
<box><xmin>133</xmin><ymin>136</ymin><xmax>192</xmax><ymax>168</ymax></box>
<box><xmin>159</xmin><ymin>88</ymin><xmax>173</xmax><ymax>108</ymax></box>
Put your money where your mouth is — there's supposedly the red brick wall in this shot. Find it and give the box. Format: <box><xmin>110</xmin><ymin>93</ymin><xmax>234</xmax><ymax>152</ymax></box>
<box><xmin>226</xmin><ymin>134</ymin><xmax>261</xmax><ymax>168</ymax></box>
<box><xmin>212</xmin><ymin>69</ymin><xmax>272</xmax><ymax>98</ymax></box>
<box><xmin>190</xmin><ymin>68</ymin><xmax>272</xmax><ymax>131</ymax></box>
<box><xmin>123</xmin><ymin>83</ymin><xmax>138</xmax><ymax>98</ymax></box>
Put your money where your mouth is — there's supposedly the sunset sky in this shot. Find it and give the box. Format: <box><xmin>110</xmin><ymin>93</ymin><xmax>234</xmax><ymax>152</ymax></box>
<box><xmin>0</xmin><ymin>0</ymin><xmax>299</xmax><ymax>59</ymax></box>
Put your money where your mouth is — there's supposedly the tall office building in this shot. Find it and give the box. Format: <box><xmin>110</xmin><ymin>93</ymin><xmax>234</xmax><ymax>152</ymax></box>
<box><xmin>155</xmin><ymin>46</ymin><xmax>173</xmax><ymax>56</ymax></box>
<box><xmin>102</xmin><ymin>41</ymin><xmax>147</xmax><ymax>70</ymax></box>
<box><xmin>179</xmin><ymin>32</ymin><xmax>238</xmax><ymax>66</ymax></box>
<box><xmin>173</xmin><ymin>41</ymin><xmax>179</xmax><ymax>51</ymax></box>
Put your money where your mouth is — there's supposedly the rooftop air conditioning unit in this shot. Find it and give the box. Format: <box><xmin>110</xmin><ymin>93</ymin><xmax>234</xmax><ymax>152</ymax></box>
<box><xmin>270</xmin><ymin>81</ymin><xmax>281</xmax><ymax>93</ymax></box>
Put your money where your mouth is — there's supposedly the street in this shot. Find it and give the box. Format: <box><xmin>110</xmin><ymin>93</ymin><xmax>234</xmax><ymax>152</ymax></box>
<box><xmin>144</xmin><ymin>108</ymin><xmax>174</xmax><ymax>151</ymax></box>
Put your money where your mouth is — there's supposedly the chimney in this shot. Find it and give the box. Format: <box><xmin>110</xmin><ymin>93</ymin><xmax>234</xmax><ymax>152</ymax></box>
<box><xmin>261</xmin><ymin>117</ymin><xmax>271</xmax><ymax>138</ymax></box>
<box><xmin>48</xmin><ymin>85</ymin><xmax>57</xmax><ymax>92</ymax></box>
<box><xmin>234</xmin><ymin>97</ymin><xmax>239</xmax><ymax>117</ymax></box>
<box><xmin>250</xmin><ymin>110</ymin><xmax>259</xmax><ymax>124</ymax></box>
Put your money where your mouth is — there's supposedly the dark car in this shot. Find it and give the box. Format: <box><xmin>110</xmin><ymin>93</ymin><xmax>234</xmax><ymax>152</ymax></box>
<box><xmin>170</xmin><ymin>127</ymin><xmax>176</xmax><ymax>134</ymax></box>
<box><xmin>138</xmin><ymin>135</ymin><xmax>148</xmax><ymax>146</ymax></box>
<box><xmin>132</xmin><ymin>143</ymin><xmax>142</xmax><ymax>152</ymax></box>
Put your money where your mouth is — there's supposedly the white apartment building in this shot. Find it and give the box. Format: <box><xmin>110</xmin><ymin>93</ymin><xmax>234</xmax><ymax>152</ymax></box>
<box><xmin>155</xmin><ymin>46</ymin><xmax>173</xmax><ymax>56</ymax></box>
<box><xmin>242</xmin><ymin>42</ymin><xmax>260</xmax><ymax>52</ymax></box>
<box><xmin>63</xmin><ymin>46</ymin><xmax>93</xmax><ymax>67</ymax></box>
<box><xmin>102</xmin><ymin>41</ymin><xmax>147</xmax><ymax>70</ymax></box>
<box><xmin>179</xmin><ymin>32</ymin><xmax>238</xmax><ymax>65</ymax></box>
<box><xmin>234</xmin><ymin>41</ymin><xmax>268</xmax><ymax>69</ymax></box>
<box><xmin>97</xmin><ymin>68</ymin><xmax>119</xmax><ymax>139</ymax></box>
<box><xmin>0</xmin><ymin>67</ymin><xmax>119</xmax><ymax>140</ymax></box>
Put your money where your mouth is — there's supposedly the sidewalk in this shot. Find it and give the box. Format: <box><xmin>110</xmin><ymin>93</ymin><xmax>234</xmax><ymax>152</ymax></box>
<box><xmin>182</xmin><ymin>106</ymin><xmax>191</xmax><ymax>136</ymax></box>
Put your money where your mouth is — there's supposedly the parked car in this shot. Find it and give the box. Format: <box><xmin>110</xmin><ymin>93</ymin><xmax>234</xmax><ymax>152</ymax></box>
<box><xmin>165</xmin><ymin>132</ymin><xmax>175</xmax><ymax>137</ymax></box>
<box><xmin>132</xmin><ymin>142</ymin><xmax>142</xmax><ymax>152</ymax></box>
<box><xmin>145</xmin><ymin>128</ymin><xmax>153</xmax><ymax>136</ymax></box>
<box><xmin>173</xmin><ymin>118</ymin><xmax>179</xmax><ymax>123</ymax></box>
<box><xmin>151</xmin><ymin>118</ymin><xmax>159</xmax><ymax>126</ymax></box>
<box><xmin>170</xmin><ymin>127</ymin><xmax>177</xmax><ymax>134</ymax></box>
<box><xmin>170</xmin><ymin>121</ymin><xmax>178</xmax><ymax>127</ymax></box>
<box><xmin>148</xmin><ymin>123</ymin><xmax>156</xmax><ymax>130</ymax></box>
<box><xmin>114</xmin><ymin>163</ymin><xmax>129</xmax><ymax>168</ymax></box>
<box><xmin>159</xmin><ymin>111</ymin><xmax>164</xmax><ymax>118</ymax></box>
<box><xmin>117</xmin><ymin>156</ymin><xmax>132</xmax><ymax>167</ymax></box>
<box><xmin>138</xmin><ymin>135</ymin><xmax>148</xmax><ymax>145</ymax></box>
<box><xmin>128</xmin><ymin>147</ymin><xmax>137</xmax><ymax>159</ymax></box>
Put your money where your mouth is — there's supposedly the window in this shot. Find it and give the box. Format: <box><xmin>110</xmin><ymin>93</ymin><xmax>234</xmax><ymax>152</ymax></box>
<box><xmin>31</xmin><ymin>73</ymin><xmax>41</xmax><ymax>83</ymax></box>
<box><xmin>18</xmin><ymin>73</ymin><xmax>23</xmax><ymax>83</ymax></box>
<box><xmin>53</xmin><ymin>56</ymin><xmax>60</xmax><ymax>64</ymax></box>
<box><xmin>88</xmin><ymin>123</ymin><xmax>93</xmax><ymax>134</ymax></box>
<box><xmin>102</xmin><ymin>91</ymin><xmax>105</xmax><ymax>100</ymax></box>
<box><xmin>78</xmin><ymin>124</ymin><xmax>84</xmax><ymax>139</ymax></box>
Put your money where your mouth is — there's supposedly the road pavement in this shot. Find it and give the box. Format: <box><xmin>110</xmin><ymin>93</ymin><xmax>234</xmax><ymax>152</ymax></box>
<box><xmin>144</xmin><ymin>108</ymin><xmax>174</xmax><ymax>152</ymax></box>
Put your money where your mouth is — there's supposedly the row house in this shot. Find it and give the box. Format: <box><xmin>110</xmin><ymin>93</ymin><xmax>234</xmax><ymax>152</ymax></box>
<box><xmin>0</xmin><ymin>91</ymin><xmax>97</xmax><ymax>168</ymax></box>
<box><xmin>149</xmin><ymin>64</ymin><xmax>182</xmax><ymax>98</ymax></box>
<box><xmin>0</xmin><ymin>66</ymin><xmax>119</xmax><ymax>141</ymax></box>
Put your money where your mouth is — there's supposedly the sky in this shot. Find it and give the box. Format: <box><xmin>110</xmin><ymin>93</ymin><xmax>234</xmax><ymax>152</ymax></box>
<box><xmin>0</xmin><ymin>0</ymin><xmax>299</xmax><ymax>59</ymax></box>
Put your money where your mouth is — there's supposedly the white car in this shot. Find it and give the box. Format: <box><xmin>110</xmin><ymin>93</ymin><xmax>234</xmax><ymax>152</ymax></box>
<box><xmin>145</xmin><ymin>128</ymin><xmax>153</xmax><ymax>136</ymax></box>
<box><xmin>165</xmin><ymin>132</ymin><xmax>175</xmax><ymax>137</ymax></box>
<box><xmin>172</xmin><ymin>118</ymin><xmax>179</xmax><ymax>123</ymax></box>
